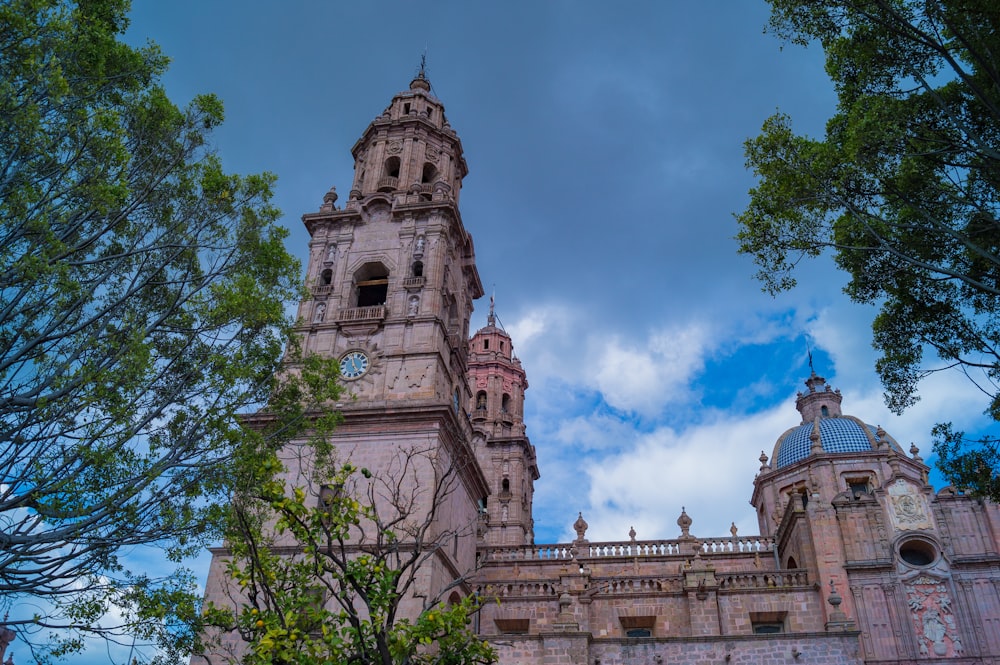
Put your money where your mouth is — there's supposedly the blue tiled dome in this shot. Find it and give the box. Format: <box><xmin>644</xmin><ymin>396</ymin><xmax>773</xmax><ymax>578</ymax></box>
<box><xmin>774</xmin><ymin>417</ymin><xmax>902</xmax><ymax>469</ymax></box>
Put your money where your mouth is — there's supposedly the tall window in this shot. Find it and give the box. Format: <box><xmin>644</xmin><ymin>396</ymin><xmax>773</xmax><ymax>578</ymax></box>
<box><xmin>421</xmin><ymin>162</ymin><xmax>438</xmax><ymax>184</ymax></box>
<box><xmin>354</xmin><ymin>262</ymin><xmax>389</xmax><ymax>307</ymax></box>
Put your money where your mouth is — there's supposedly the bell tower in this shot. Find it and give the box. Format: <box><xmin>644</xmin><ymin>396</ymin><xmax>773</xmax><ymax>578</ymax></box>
<box><xmin>468</xmin><ymin>300</ymin><xmax>538</xmax><ymax>546</ymax></box>
<box><xmin>298</xmin><ymin>72</ymin><xmax>482</xmax><ymax>407</ymax></box>
<box><xmin>295</xmin><ymin>71</ymin><xmax>488</xmax><ymax>599</ymax></box>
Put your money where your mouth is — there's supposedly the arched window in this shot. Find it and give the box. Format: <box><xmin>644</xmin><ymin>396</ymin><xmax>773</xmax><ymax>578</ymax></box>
<box><xmin>786</xmin><ymin>556</ymin><xmax>798</xmax><ymax>569</ymax></box>
<box><xmin>354</xmin><ymin>262</ymin><xmax>389</xmax><ymax>307</ymax></box>
<box><xmin>320</xmin><ymin>269</ymin><xmax>332</xmax><ymax>286</ymax></box>
<box><xmin>475</xmin><ymin>391</ymin><xmax>487</xmax><ymax>411</ymax></box>
<box><xmin>821</xmin><ymin>405</ymin><xmax>829</xmax><ymax>416</ymax></box>
<box><xmin>384</xmin><ymin>156</ymin><xmax>400</xmax><ymax>179</ymax></box>
<box><xmin>501</xmin><ymin>478</ymin><xmax>510</xmax><ymax>494</ymax></box>
<box><xmin>421</xmin><ymin>162</ymin><xmax>438</xmax><ymax>184</ymax></box>
<box><xmin>411</xmin><ymin>261</ymin><xmax>423</xmax><ymax>277</ymax></box>
<box><xmin>501</xmin><ymin>393</ymin><xmax>511</xmax><ymax>413</ymax></box>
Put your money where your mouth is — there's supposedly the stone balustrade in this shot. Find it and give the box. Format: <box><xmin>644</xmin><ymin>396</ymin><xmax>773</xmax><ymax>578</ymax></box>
<box><xmin>336</xmin><ymin>305</ymin><xmax>386</xmax><ymax>322</ymax></box>
<box><xmin>717</xmin><ymin>569</ymin><xmax>810</xmax><ymax>590</ymax></box>
<box><xmin>697</xmin><ymin>536</ymin><xmax>773</xmax><ymax>554</ymax></box>
<box><xmin>476</xmin><ymin>581</ymin><xmax>559</xmax><ymax>599</ymax></box>
<box><xmin>481</xmin><ymin>535</ymin><xmax>774</xmax><ymax>563</ymax></box>
<box><xmin>597</xmin><ymin>576</ymin><xmax>682</xmax><ymax>594</ymax></box>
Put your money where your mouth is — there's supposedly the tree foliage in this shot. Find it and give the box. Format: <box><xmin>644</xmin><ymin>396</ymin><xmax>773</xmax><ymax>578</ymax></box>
<box><xmin>736</xmin><ymin>0</ymin><xmax>1000</xmax><ymax>498</ymax></box>
<box><xmin>202</xmin><ymin>447</ymin><xmax>495</xmax><ymax>665</ymax></box>
<box><xmin>0</xmin><ymin>0</ymin><xmax>340</xmax><ymax>660</ymax></box>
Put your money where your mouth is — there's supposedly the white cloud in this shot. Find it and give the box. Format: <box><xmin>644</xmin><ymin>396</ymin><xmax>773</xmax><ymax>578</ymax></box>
<box><xmin>507</xmin><ymin>304</ymin><xmax>718</xmax><ymax>418</ymax></box>
<box><xmin>572</xmin><ymin>405</ymin><xmax>792</xmax><ymax>543</ymax></box>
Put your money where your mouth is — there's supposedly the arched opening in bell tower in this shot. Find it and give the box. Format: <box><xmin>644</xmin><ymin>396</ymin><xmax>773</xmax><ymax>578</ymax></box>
<box><xmin>384</xmin><ymin>156</ymin><xmax>400</xmax><ymax>178</ymax></box>
<box><xmin>421</xmin><ymin>162</ymin><xmax>437</xmax><ymax>184</ymax></box>
<box><xmin>354</xmin><ymin>262</ymin><xmax>389</xmax><ymax>307</ymax></box>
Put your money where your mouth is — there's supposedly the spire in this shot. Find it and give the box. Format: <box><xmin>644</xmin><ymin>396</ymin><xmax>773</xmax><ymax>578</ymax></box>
<box><xmin>410</xmin><ymin>52</ymin><xmax>431</xmax><ymax>92</ymax></box>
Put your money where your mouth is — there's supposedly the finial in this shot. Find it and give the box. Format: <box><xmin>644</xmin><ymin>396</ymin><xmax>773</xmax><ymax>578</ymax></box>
<box><xmin>910</xmin><ymin>443</ymin><xmax>923</xmax><ymax>463</ymax></box>
<box><xmin>488</xmin><ymin>286</ymin><xmax>496</xmax><ymax>326</ymax></box>
<box><xmin>807</xmin><ymin>344</ymin><xmax>815</xmax><ymax>375</ymax></box>
<box><xmin>409</xmin><ymin>52</ymin><xmax>431</xmax><ymax>92</ymax></box>
<box><xmin>759</xmin><ymin>450</ymin><xmax>770</xmax><ymax>471</ymax></box>
<box><xmin>320</xmin><ymin>185</ymin><xmax>338</xmax><ymax>212</ymax></box>
<box><xmin>677</xmin><ymin>507</ymin><xmax>692</xmax><ymax>538</ymax></box>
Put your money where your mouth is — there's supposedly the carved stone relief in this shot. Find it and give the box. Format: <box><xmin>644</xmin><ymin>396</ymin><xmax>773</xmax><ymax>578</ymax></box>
<box><xmin>905</xmin><ymin>575</ymin><xmax>964</xmax><ymax>657</ymax></box>
<box><xmin>887</xmin><ymin>479</ymin><xmax>933</xmax><ymax>530</ymax></box>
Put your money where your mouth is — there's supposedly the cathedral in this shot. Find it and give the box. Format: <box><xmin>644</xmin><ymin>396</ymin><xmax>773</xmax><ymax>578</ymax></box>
<box><xmin>201</xmin><ymin>75</ymin><xmax>1000</xmax><ymax>664</ymax></box>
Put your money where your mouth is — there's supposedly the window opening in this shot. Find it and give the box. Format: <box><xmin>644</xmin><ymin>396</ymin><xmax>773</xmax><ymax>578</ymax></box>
<box><xmin>786</xmin><ymin>556</ymin><xmax>798</xmax><ymax>569</ymax></box>
<box><xmin>355</xmin><ymin>262</ymin><xmax>389</xmax><ymax>307</ymax></box>
<box><xmin>411</xmin><ymin>261</ymin><xmax>423</xmax><ymax>277</ymax></box>
<box><xmin>476</xmin><ymin>392</ymin><xmax>487</xmax><ymax>411</ymax></box>
<box><xmin>501</xmin><ymin>394</ymin><xmax>510</xmax><ymax>413</ymax></box>
<box><xmin>357</xmin><ymin>277</ymin><xmax>388</xmax><ymax>306</ymax></box>
<box><xmin>899</xmin><ymin>539</ymin><xmax>936</xmax><ymax>567</ymax></box>
<box><xmin>421</xmin><ymin>162</ymin><xmax>438</xmax><ymax>184</ymax></box>
<box><xmin>847</xmin><ymin>476</ymin><xmax>872</xmax><ymax>498</ymax></box>
<box><xmin>320</xmin><ymin>269</ymin><xmax>332</xmax><ymax>286</ymax></box>
<box><xmin>821</xmin><ymin>405</ymin><xmax>829</xmax><ymax>416</ymax></box>
<box><xmin>750</xmin><ymin>611</ymin><xmax>786</xmax><ymax>634</ymax></box>
<box><xmin>384</xmin><ymin>156</ymin><xmax>400</xmax><ymax>178</ymax></box>
<box><xmin>494</xmin><ymin>619</ymin><xmax>529</xmax><ymax>634</ymax></box>
<box><xmin>483</xmin><ymin>339</ymin><xmax>489</xmax><ymax>350</ymax></box>
<box><xmin>619</xmin><ymin>616</ymin><xmax>655</xmax><ymax>636</ymax></box>
<box><xmin>501</xmin><ymin>479</ymin><xmax>510</xmax><ymax>494</ymax></box>
<box><xmin>403</xmin><ymin>103</ymin><xmax>410</xmax><ymax>114</ymax></box>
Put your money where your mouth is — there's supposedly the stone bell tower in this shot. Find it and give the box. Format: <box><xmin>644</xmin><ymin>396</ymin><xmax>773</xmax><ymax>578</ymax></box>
<box><xmin>467</xmin><ymin>299</ymin><xmax>539</xmax><ymax>546</ymax></box>
<box><xmin>199</xmin><ymin>77</ymin><xmax>491</xmax><ymax>659</ymax></box>
<box><xmin>298</xmin><ymin>71</ymin><xmax>483</xmax><ymax>410</ymax></box>
<box><xmin>293</xmin><ymin>71</ymin><xmax>490</xmax><ymax>583</ymax></box>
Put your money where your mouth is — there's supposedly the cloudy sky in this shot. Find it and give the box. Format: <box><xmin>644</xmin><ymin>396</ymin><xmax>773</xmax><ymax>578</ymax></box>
<box><xmin>103</xmin><ymin>1</ymin><xmax>999</xmax><ymax>658</ymax></box>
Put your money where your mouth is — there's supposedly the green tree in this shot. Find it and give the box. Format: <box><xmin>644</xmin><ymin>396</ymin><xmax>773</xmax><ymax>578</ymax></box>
<box><xmin>202</xmin><ymin>448</ymin><xmax>496</xmax><ymax>665</ymax></box>
<box><xmin>736</xmin><ymin>0</ymin><xmax>1000</xmax><ymax>499</ymax></box>
<box><xmin>0</xmin><ymin>0</ymin><xmax>339</xmax><ymax>660</ymax></box>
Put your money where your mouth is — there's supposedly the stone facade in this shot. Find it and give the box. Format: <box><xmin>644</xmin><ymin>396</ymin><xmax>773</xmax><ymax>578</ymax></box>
<box><xmin>200</xmin><ymin>76</ymin><xmax>1000</xmax><ymax>664</ymax></box>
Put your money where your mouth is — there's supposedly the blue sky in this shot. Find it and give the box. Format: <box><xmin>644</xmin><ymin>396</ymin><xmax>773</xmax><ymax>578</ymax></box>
<box><xmin>44</xmin><ymin>1</ymin><xmax>996</xmax><ymax>662</ymax></box>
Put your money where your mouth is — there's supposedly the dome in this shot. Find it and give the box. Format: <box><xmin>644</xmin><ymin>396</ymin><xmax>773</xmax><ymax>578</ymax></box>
<box><xmin>774</xmin><ymin>416</ymin><xmax>903</xmax><ymax>469</ymax></box>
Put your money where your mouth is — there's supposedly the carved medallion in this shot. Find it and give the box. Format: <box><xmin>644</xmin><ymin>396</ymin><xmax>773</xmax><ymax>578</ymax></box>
<box><xmin>887</xmin><ymin>479</ymin><xmax>932</xmax><ymax>530</ymax></box>
<box><xmin>387</xmin><ymin>140</ymin><xmax>403</xmax><ymax>155</ymax></box>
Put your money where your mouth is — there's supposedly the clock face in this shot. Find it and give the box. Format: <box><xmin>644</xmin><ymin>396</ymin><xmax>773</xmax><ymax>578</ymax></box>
<box><xmin>339</xmin><ymin>351</ymin><xmax>370</xmax><ymax>380</ymax></box>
